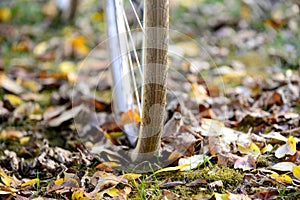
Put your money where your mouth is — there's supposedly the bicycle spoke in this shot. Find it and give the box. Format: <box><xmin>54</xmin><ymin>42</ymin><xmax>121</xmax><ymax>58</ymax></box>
<box><xmin>122</xmin><ymin>1</ymin><xmax>146</xmax><ymax>117</ymax></box>
<box><xmin>129</xmin><ymin>0</ymin><xmax>144</xmax><ymax>32</ymax></box>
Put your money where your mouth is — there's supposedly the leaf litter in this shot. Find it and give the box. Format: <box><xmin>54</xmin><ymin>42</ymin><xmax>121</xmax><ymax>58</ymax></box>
<box><xmin>0</xmin><ymin>0</ymin><xmax>300</xmax><ymax>199</ymax></box>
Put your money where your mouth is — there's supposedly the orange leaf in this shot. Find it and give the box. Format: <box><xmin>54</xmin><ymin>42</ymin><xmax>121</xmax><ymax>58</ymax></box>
<box><xmin>121</xmin><ymin>109</ymin><xmax>140</xmax><ymax>125</ymax></box>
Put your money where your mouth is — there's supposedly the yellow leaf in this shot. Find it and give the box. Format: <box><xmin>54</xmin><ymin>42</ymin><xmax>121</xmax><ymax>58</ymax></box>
<box><xmin>22</xmin><ymin>80</ymin><xmax>40</xmax><ymax>92</ymax></box>
<box><xmin>59</xmin><ymin>61</ymin><xmax>76</xmax><ymax>75</ymax></box>
<box><xmin>121</xmin><ymin>173</ymin><xmax>142</xmax><ymax>181</ymax></box>
<box><xmin>71</xmin><ymin>36</ymin><xmax>90</xmax><ymax>55</ymax></box>
<box><xmin>250</xmin><ymin>142</ymin><xmax>261</xmax><ymax>154</ymax></box>
<box><xmin>72</xmin><ymin>190</ymin><xmax>91</xmax><ymax>200</ymax></box>
<box><xmin>275</xmin><ymin>136</ymin><xmax>297</xmax><ymax>158</ymax></box>
<box><xmin>33</xmin><ymin>42</ymin><xmax>48</xmax><ymax>56</ymax></box>
<box><xmin>0</xmin><ymin>7</ymin><xmax>11</xmax><ymax>22</ymax></box>
<box><xmin>54</xmin><ymin>178</ymin><xmax>64</xmax><ymax>185</ymax></box>
<box><xmin>106</xmin><ymin>187</ymin><xmax>120</xmax><ymax>197</ymax></box>
<box><xmin>4</xmin><ymin>94</ymin><xmax>23</xmax><ymax>107</ymax></box>
<box><xmin>154</xmin><ymin>164</ymin><xmax>190</xmax><ymax>174</ymax></box>
<box><xmin>292</xmin><ymin>165</ymin><xmax>300</xmax><ymax>180</ymax></box>
<box><xmin>19</xmin><ymin>136</ymin><xmax>30</xmax><ymax>145</ymax></box>
<box><xmin>261</xmin><ymin>144</ymin><xmax>273</xmax><ymax>154</ymax></box>
<box><xmin>271</xmin><ymin>173</ymin><xmax>292</xmax><ymax>184</ymax></box>
<box><xmin>287</xmin><ymin>136</ymin><xmax>296</xmax><ymax>152</ymax></box>
<box><xmin>21</xmin><ymin>178</ymin><xmax>39</xmax><ymax>187</ymax></box>
<box><xmin>90</xmin><ymin>12</ymin><xmax>103</xmax><ymax>22</ymax></box>
<box><xmin>215</xmin><ymin>193</ymin><xmax>230</xmax><ymax>200</ymax></box>
<box><xmin>0</xmin><ymin>169</ymin><xmax>12</xmax><ymax>187</ymax></box>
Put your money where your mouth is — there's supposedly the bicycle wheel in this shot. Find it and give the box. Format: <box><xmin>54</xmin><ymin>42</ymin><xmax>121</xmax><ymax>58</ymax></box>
<box><xmin>106</xmin><ymin>0</ymin><xmax>169</xmax><ymax>159</ymax></box>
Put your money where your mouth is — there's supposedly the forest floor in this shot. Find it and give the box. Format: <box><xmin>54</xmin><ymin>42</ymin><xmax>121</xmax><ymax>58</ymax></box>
<box><xmin>0</xmin><ymin>0</ymin><xmax>300</xmax><ymax>199</ymax></box>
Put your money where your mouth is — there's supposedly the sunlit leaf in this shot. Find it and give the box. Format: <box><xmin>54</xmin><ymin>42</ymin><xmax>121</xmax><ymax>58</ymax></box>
<box><xmin>215</xmin><ymin>193</ymin><xmax>230</xmax><ymax>200</ymax></box>
<box><xmin>54</xmin><ymin>178</ymin><xmax>64</xmax><ymax>185</ymax></box>
<box><xmin>0</xmin><ymin>129</ymin><xmax>23</xmax><ymax>140</ymax></box>
<box><xmin>178</xmin><ymin>155</ymin><xmax>207</xmax><ymax>171</ymax></box>
<box><xmin>21</xmin><ymin>178</ymin><xmax>39</xmax><ymax>187</ymax></box>
<box><xmin>0</xmin><ymin>187</ymin><xmax>17</xmax><ymax>196</ymax></box>
<box><xmin>261</xmin><ymin>144</ymin><xmax>273</xmax><ymax>154</ymax></box>
<box><xmin>4</xmin><ymin>94</ymin><xmax>23</xmax><ymax>107</ymax></box>
<box><xmin>106</xmin><ymin>187</ymin><xmax>120</xmax><ymax>197</ymax></box>
<box><xmin>121</xmin><ymin>173</ymin><xmax>142</xmax><ymax>181</ymax></box>
<box><xmin>72</xmin><ymin>190</ymin><xmax>91</xmax><ymax>200</ymax></box>
<box><xmin>275</xmin><ymin>136</ymin><xmax>297</xmax><ymax>158</ymax></box>
<box><xmin>0</xmin><ymin>169</ymin><xmax>13</xmax><ymax>187</ymax></box>
<box><xmin>33</xmin><ymin>41</ymin><xmax>48</xmax><ymax>56</ymax></box>
<box><xmin>270</xmin><ymin>173</ymin><xmax>292</xmax><ymax>184</ymax></box>
<box><xmin>234</xmin><ymin>155</ymin><xmax>256</xmax><ymax>171</ymax></box>
<box><xmin>0</xmin><ymin>73</ymin><xmax>25</xmax><ymax>94</ymax></box>
<box><xmin>250</xmin><ymin>142</ymin><xmax>261</xmax><ymax>154</ymax></box>
<box><xmin>271</xmin><ymin>162</ymin><xmax>296</xmax><ymax>172</ymax></box>
<box><xmin>59</xmin><ymin>61</ymin><xmax>76</xmax><ymax>75</ymax></box>
<box><xmin>154</xmin><ymin>164</ymin><xmax>190</xmax><ymax>174</ymax></box>
<box><xmin>292</xmin><ymin>165</ymin><xmax>300</xmax><ymax>180</ymax></box>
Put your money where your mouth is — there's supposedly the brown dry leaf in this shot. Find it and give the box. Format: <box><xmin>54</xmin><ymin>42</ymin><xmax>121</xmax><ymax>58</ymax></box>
<box><xmin>48</xmin><ymin>105</ymin><xmax>83</xmax><ymax>127</ymax></box>
<box><xmin>162</xmin><ymin>189</ymin><xmax>181</xmax><ymax>199</ymax></box>
<box><xmin>43</xmin><ymin>105</ymin><xmax>67</xmax><ymax>121</ymax></box>
<box><xmin>0</xmin><ymin>187</ymin><xmax>17</xmax><ymax>197</ymax></box>
<box><xmin>0</xmin><ymin>129</ymin><xmax>23</xmax><ymax>140</ymax></box>
<box><xmin>234</xmin><ymin>155</ymin><xmax>256</xmax><ymax>171</ymax></box>
<box><xmin>87</xmin><ymin>172</ymin><xmax>127</xmax><ymax>198</ymax></box>
<box><xmin>208</xmin><ymin>136</ymin><xmax>231</xmax><ymax>156</ymax></box>
<box><xmin>275</xmin><ymin>135</ymin><xmax>297</xmax><ymax>158</ymax></box>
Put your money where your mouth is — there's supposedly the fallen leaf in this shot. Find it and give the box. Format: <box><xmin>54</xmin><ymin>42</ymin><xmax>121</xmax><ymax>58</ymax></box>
<box><xmin>154</xmin><ymin>164</ymin><xmax>190</xmax><ymax>174</ymax></box>
<box><xmin>0</xmin><ymin>169</ymin><xmax>14</xmax><ymax>187</ymax></box>
<box><xmin>270</xmin><ymin>173</ymin><xmax>292</xmax><ymax>184</ymax></box>
<box><xmin>271</xmin><ymin>162</ymin><xmax>296</xmax><ymax>172</ymax></box>
<box><xmin>105</xmin><ymin>187</ymin><xmax>119</xmax><ymax>197</ymax></box>
<box><xmin>21</xmin><ymin>178</ymin><xmax>39</xmax><ymax>188</ymax></box>
<box><xmin>275</xmin><ymin>136</ymin><xmax>297</xmax><ymax>158</ymax></box>
<box><xmin>121</xmin><ymin>173</ymin><xmax>142</xmax><ymax>181</ymax></box>
<box><xmin>162</xmin><ymin>189</ymin><xmax>181</xmax><ymax>199</ymax></box>
<box><xmin>0</xmin><ymin>129</ymin><xmax>23</xmax><ymax>140</ymax></box>
<box><xmin>48</xmin><ymin>105</ymin><xmax>83</xmax><ymax>127</ymax></box>
<box><xmin>0</xmin><ymin>73</ymin><xmax>25</xmax><ymax>94</ymax></box>
<box><xmin>3</xmin><ymin>94</ymin><xmax>23</xmax><ymax>108</ymax></box>
<box><xmin>234</xmin><ymin>155</ymin><xmax>256</xmax><ymax>171</ymax></box>
<box><xmin>261</xmin><ymin>144</ymin><xmax>273</xmax><ymax>154</ymax></box>
<box><xmin>178</xmin><ymin>154</ymin><xmax>207</xmax><ymax>171</ymax></box>
<box><xmin>292</xmin><ymin>165</ymin><xmax>300</xmax><ymax>180</ymax></box>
